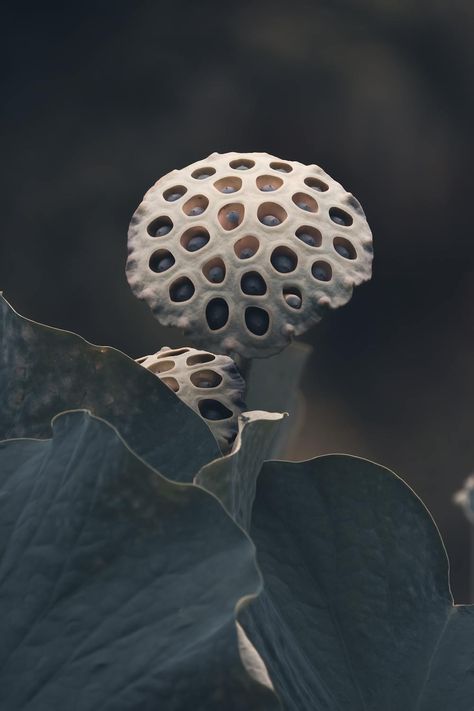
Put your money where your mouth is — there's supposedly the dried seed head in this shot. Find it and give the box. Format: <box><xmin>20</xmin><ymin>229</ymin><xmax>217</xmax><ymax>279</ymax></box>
<box><xmin>137</xmin><ymin>346</ymin><xmax>246</xmax><ymax>452</ymax></box>
<box><xmin>127</xmin><ymin>151</ymin><xmax>373</xmax><ymax>358</ymax></box>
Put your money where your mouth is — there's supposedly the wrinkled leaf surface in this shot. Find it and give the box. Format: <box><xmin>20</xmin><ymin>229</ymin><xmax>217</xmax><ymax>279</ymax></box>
<box><xmin>0</xmin><ymin>295</ymin><xmax>220</xmax><ymax>481</ymax></box>
<box><xmin>240</xmin><ymin>455</ymin><xmax>474</xmax><ymax>711</ymax></box>
<box><xmin>0</xmin><ymin>410</ymin><xmax>279</xmax><ymax>711</ymax></box>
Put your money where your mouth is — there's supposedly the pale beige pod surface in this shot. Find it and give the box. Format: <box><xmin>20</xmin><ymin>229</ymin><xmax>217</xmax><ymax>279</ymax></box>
<box><xmin>137</xmin><ymin>346</ymin><xmax>246</xmax><ymax>452</ymax></box>
<box><xmin>127</xmin><ymin>151</ymin><xmax>373</xmax><ymax>358</ymax></box>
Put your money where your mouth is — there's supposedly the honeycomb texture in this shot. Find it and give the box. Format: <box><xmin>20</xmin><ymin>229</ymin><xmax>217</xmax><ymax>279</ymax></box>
<box><xmin>137</xmin><ymin>346</ymin><xmax>246</xmax><ymax>452</ymax></box>
<box><xmin>127</xmin><ymin>151</ymin><xmax>373</xmax><ymax>358</ymax></box>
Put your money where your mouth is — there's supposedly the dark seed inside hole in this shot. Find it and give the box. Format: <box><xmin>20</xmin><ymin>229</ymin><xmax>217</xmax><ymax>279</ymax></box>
<box><xmin>295</xmin><ymin>226</ymin><xmax>322</xmax><ymax>247</ymax></box>
<box><xmin>261</xmin><ymin>215</ymin><xmax>280</xmax><ymax>226</ymax></box>
<box><xmin>296</xmin><ymin>234</ymin><xmax>314</xmax><ymax>247</ymax></box>
<box><xmin>245</xmin><ymin>307</ymin><xmax>269</xmax><ymax>336</ymax></box>
<box><xmin>333</xmin><ymin>236</ymin><xmax>356</xmax><ymax>259</ymax></box>
<box><xmin>191</xmin><ymin>369</ymin><xmax>222</xmax><ymax>388</ymax></box>
<box><xmin>206</xmin><ymin>298</ymin><xmax>229</xmax><ymax>330</ymax></box>
<box><xmin>198</xmin><ymin>399</ymin><xmax>233</xmax><ymax>420</ymax></box>
<box><xmin>164</xmin><ymin>186</ymin><xmax>186</xmax><ymax>201</ymax></box>
<box><xmin>149</xmin><ymin>250</ymin><xmax>175</xmax><ymax>273</ymax></box>
<box><xmin>189</xmin><ymin>206</ymin><xmax>205</xmax><ymax>216</ymax></box>
<box><xmin>170</xmin><ymin>277</ymin><xmax>195</xmax><ymax>302</ymax></box>
<box><xmin>222</xmin><ymin>185</ymin><xmax>237</xmax><ymax>193</ymax></box>
<box><xmin>226</xmin><ymin>210</ymin><xmax>240</xmax><ymax>225</ymax></box>
<box><xmin>312</xmin><ymin>261</ymin><xmax>332</xmax><ymax>281</ymax></box>
<box><xmin>270</xmin><ymin>161</ymin><xmax>292</xmax><ymax>173</ymax></box>
<box><xmin>187</xmin><ymin>353</ymin><xmax>215</xmax><ymax>366</ymax></box>
<box><xmin>208</xmin><ymin>265</ymin><xmax>225</xmax><ymax>283</ymax></box>
<box><xmin>187</xmin><ymin>233</ymin><xmax>209</xmax><ymax>251</ymax></box>
<box><xmin>192</xmin><ymin>167</ymin><xmax>216</xmax><ymax>179</ymax></box>
<box><xmin>329</xmin><ymin>207</ymin><xmax>353</xmax><ymax>227</ymax></box>
<box><xmin>271</xmin><ymin>248</ymin><xmax>297</xmax><ymax>273</ymax></box>
<box><xmin>234</xmin><ymin>236</ymin><xmax>259</xmax><ymax>260</ymax></box>
<box><xmin>283</xmin><ymin>288</ymin><xmax>302</xmax><ymax>309</ymax></box>
<box><xmin>147</xmin><ymin>217</ymin><xmax>173</xmax><ymax>237</ymax></box>
<box><xmin>241</xmin><ymin>271</ymin><xmax>267</xmax><ymax>295</ymax></box>
<box><xmin>336</xmin><ymin>244</ymin><xmax>350</xmax><ymax>258</ymax></box>
<box><xmin>304</xmin><ymin>177</ymin><xmax>328</xmax><ymax>192</ymax></box>
<box><xmin>230</xmin><ymin>159</ymin><xmax>255</xmax><ymax>170</ymax></box>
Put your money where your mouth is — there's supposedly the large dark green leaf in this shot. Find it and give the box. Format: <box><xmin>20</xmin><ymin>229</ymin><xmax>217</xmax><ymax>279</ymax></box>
<box><xmin>239</xmin><ymin>455</ymin><xmax>474</xmax><ymax>711</ymax></box>
<box><xmin>0</xmin><ymin>295</ymin><xmax>220</xmax><ymax>481</ymax></box>
<box><xmin>0</xmin><ymin>410</ymin><xmax>280</xmax><ymax>711</ymax></box>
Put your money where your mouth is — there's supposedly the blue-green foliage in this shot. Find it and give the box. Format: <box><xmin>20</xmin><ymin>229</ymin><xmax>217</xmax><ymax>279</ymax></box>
<box><xmin>0</xmin><ymin>296</ymin><xmax>473</xmax><ymax>710</ymax></box>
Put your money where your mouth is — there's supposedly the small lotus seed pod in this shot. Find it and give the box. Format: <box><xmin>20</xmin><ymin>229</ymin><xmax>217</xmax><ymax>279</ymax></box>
<box><xmin>137</xmin><ymin>346</ymin><xmax>246</xmax><ymax>452</ymax></box>
<box><xmin>127</xmin><ymin>151</ymin><xmax>373</xmax><ymax>358</ymax></box>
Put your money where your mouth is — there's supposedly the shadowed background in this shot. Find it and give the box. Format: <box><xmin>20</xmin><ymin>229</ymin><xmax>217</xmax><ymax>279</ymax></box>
<box><xmin>2</xmin><ymin>1</ymin><xmax>473</xmax><ymax>601</ymax></box>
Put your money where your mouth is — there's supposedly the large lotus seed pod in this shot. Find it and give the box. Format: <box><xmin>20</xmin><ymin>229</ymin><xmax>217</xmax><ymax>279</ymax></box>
<box><xmin>137</xmin><ymin>346</ymin><xmax>246</xmax><ymax>452</ymax></box>
<box><xmin>127</xmin><ymin>151</ymin><xmax>373</xmax><ymax>358</ymax></box>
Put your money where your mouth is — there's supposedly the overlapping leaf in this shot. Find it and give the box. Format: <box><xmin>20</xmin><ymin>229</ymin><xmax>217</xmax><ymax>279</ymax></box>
<box><xmin>0</xmin><ymin>410</ymin><xmax>280</xmax><ymax>711</ymax></box>
<box><xmin>0</xmin><ymin>295</ymin><xmax>220</xmax><ymax>481</ymax></box>
<box><xmin>239</xmin><ymin>455</ymin><xmax>474</xmax><ymax>711</ymax></box>
<box><xmin>196</xmin><ymin>410</ymin><xmax>285</xmax><ymax>530</ymax></box>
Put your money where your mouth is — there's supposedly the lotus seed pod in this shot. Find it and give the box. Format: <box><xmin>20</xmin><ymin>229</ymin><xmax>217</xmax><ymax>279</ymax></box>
<box><xmin>127</xmin><ymin>151</ymin><xmax>373</xmax><ymax>358</ymax></box>
<box><xmin>136</xmin><ymin>346</ymin><xmax>246</xmax><ymax>452</ymax></box>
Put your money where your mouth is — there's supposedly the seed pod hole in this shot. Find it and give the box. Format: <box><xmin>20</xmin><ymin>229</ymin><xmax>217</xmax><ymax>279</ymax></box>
<box><xmin>241</xmin><ymin>271</ymin><xmax>267</xmax><ymax>296</ymax></box>
<box><xmin>169</xmin><ymin>276</ymin><xmax>195</xmax><ymax>302</ymax></box>
<box><xmin>292</xmin><ymin>192</ymin><xmax>318</xmax><ymax>213</ymax></box>
<box><xmin>234</xmin><ymin>235</ymin><xmax>260</xmax><ymax>260</ymax></box>
<box><xmin>214</xmin><ymin>176</ymin><xmax>242</xmax><ymax>194</ymax></box>
<box><xmin>283</xmin><ymin>288</ymin><xmax>302</xmax><ymax>310</ymax></box>
<box><xmin>345</xmin><ymin>194</ymin><xmax>365</xmax><ymax>216</ymax></box>
<box><xmin>271</xmin><ymin>246</ymin><xmax>298</xmax><ymax>273</ymax></box>
<box><xmin>329</xmin><ymin>206</ymin><xmax>353</xmax><ymax>227</ymax></box>
<box><xmin>148</xmin><ymin>359</ymin><xmax>175</xmax><ymax>374</ymax></box>
<box><xmin>187</xmin><ymin>353</ymin><xmax>215</xmax><ymax>366</ymax></box>
<box><xmin>295</xmin><ymin>225</ymin><xmax>322</xmax><ymax>247</ymax></box>
<box><xmin>149</xmin><ymin>249</ymin><xmax>175</xmax><ymax>273</ymax></box>
<box><xmin>163</xmin><ymin>186</ymin><xmax>187</xmax><ymax>202</ymax></box>
<box><xmin>180</xmin><ymin>227</ymin><xmax>210</xmax><ymax>252</ymax></box>
<box><xmin>270</xmin><ymin>161</ymin><xmax>292</xmax><ymax>173</ymax></box>
<box><xmin>229</xmin><ymin>158</ymin><xmax>255</xmax><ymax>170</ymax></box>
<box><xmin>198</xmin><ymin>399</ymin><xmax>233</xmax><ymax>420</ymax></box>
<box><xmin>304</xmin><ymin>177</ymin><xmax>328</xmax><ymax>192</ymax></box>
<box><xmin>191</xmin><ymin>369</ymin><xmax>223</xmax><ymax>388</ymax></box>
<box><xmin>312</xmin><ymin>261</ymin><xmax>332</xmax><ymax>282</ymax></box>
<box><xmin>218</xmin><ymin>203</ymin><xmax>245</xmax><ymax>230</ymax></box>
<box><xmin>158</xmin><ymin>348</ymin><xmax>189</xmax><ymax>357</ymax></box>
<box><xmin>206</xmin><ymin>298</ymin><xmax>229</xmax><ymax>330</ymax></box>
<box><xmin>161</xmin><ymin>376</ymin><xmax>180</xmax><ymax>392</ymax></box>
<box><xmin>333</xmin><ymin>236</ymin><xmax>357</xmax><ymax>260</ymax></box>
<box><xmin>257</xmin><ymin>202</ymin><xmax>287</xmax><ymax>227</ymax></box>
<box><xmin>256</xmin><ymin>175</ymin><xmax>284</xmax><ymax>192</ymax></box>
<box><xmin>191</xmin><ymin>167</ymin><xmax>216</xmax><ymax>179</ymax></box>
<box><xmin>147</xmin><ymin>216</ymin><xmax>173</xmax><ymax>237</ymax></box>
<box><xmin>203</xmin><ymin>257</ymin><xmax>226</xmax><ymax>283</ymax></box>
<box><xmin>183</xmin><ymin>195</ymin><xmax>209</xmax><ymax>217</ymax></box>
<box><xmin>245</xmin><ymin>306</ymin><xmax>269</xmax><ymax>336</ymax></box>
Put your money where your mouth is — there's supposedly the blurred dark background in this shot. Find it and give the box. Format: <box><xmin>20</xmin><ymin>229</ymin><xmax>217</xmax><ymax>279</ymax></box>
<box><xmin>2</xmin><ymin>1</ymin><xmax>473</xmax><ymax>600</ymax></box>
